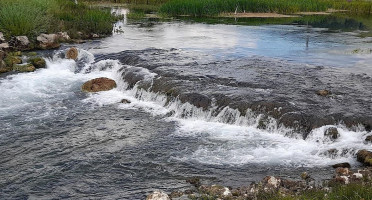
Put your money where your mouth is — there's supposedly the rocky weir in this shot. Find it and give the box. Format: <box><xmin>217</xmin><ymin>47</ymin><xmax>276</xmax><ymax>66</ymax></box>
<box><xmin>93</xmin><ymin>48</ymin><xmax>372</xmax><ymax>139</ymax></box>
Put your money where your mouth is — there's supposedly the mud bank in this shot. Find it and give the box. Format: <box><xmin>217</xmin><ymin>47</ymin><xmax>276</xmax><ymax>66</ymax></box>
<box><xmin>95</xmin><ymin>48</ymin><xmax>372</xmax><ymax>138</ymax></box>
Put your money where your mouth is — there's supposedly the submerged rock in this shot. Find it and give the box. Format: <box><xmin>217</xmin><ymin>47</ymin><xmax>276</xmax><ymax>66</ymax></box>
<box><xmin>37</xmin><ymin>34</ymin><xmax>60</xmax><ymax>49</ymax></box>
<box><xmin>28</xmin><ymin>57</ymin><xmax>46</xmax><ymax>68</ymax></box>
<box><xmin>332</xmin><ymin>162</ymin><xmax>351</xmax><ymax>168</ymax></box>
<box><xmin>120</xmin><ymin>99</ymin><xmax>131</xmax><ymax>104</ymax></box>
<box><xmin>146</xmin><ymin>191</ymin><xmax>170</xmax><ymax>200</ymax></box>
<box><xmin>13</xmin><ymin>64</ymin><xmax>35</xmax><ymax>72</ymax></box>
<box><xmin>365</xmin><ymin>135</ymin><xmax>372</xmax><ymax>143</ymax></box>
<box><xmin>9</xmin><ymin>36</ymin><xmax>30</xmax><ymax>51</ymax></box>
<box><xmin>324</xmin><ymin>127</ymin><xmax>339</xmax><ymax>141</ymax></box>
<box><xmin>66</xmin><ymin>47</ymin><xmax>78</xmax><ymax>60</ymax></box>
<box><xmin>356</xmin><ymin>149</ymin><xmax>372</xmax><ymax>166</ymax></box>
<box><xmin>316</xmin><ymin>89</ymin><xmax>331</xmax><ymax>96</ymax></box>
<box><xmin>82</xmin><ymin>77</ymin><xmax>117</xmax><ymax>92</ymax></box>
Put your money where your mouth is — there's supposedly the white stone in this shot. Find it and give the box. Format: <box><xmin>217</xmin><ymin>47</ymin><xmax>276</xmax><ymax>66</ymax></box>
<box><xmin>353</xmin><ymin>172</ymin><xmax>363</xmax><ymax>179</ymax></box>
<box><xmin>223</xmin><ymin>187</ymin><xmax>231</xmax><ymax>196</ymax></box>
<box><xmin>340</xmin><ymin>176</ymin><xmax>349</xmax><ymax>184</ymax></box>
<box><xmin>0</xmin><ymin>32</ymin><xmax>5</xmax><ymax>42</ymax></box>
<box><xmin>0</xmin><ymin>43</ymin><xmax>9</xmax><ymax>49</ymax></box>
<box><xmin>146</xmin><ymin>191</ymin><xmax>170</xmax><ymax>200</ymax></box>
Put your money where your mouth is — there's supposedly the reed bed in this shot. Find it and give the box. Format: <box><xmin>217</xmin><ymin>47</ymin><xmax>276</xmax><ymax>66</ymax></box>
<box><xmin>159</xmin><ymin>0</ymin><xmax>372</xmax><ymax>17</ymax></box>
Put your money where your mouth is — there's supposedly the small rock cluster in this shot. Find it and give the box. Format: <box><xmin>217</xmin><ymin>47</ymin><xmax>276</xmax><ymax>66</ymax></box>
<box><xmin>0</xmin><ymin>50</ymin><xmax>46</xmax><ymax>74</ymax></box>
<box><xmin>0</xmin><ymin>31</ymin><xmax>71</xmax><ymax>52</ymax></box>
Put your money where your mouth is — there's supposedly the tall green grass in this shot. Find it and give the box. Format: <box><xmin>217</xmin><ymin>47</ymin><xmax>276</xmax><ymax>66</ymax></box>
<box><xmin>0</xmin><ymin>0</ymin><xmax>118</xmax><ymax>40</ymax></box>
<box><xmin>159</xmin><ymin>0</ymin><xmax>372</xmax><ymax>17</ymax></box>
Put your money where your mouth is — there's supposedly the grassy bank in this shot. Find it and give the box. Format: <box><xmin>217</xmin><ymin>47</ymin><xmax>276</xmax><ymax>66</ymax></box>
<box><xmin>0</xmin><ymin>0</ymin><xmax>119</xmax><ymax>40</ymax></box>
<box><xmin>159</xmin><ymin>0</ymin><xmax>372</xmax><ymax>17</ymax></box>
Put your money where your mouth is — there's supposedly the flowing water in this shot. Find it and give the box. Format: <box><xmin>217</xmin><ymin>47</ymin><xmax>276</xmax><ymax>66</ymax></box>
<box><xmin>1</xmin><ymin>8</ymin><xmax>372</xmax><ymax>199</ymax></box>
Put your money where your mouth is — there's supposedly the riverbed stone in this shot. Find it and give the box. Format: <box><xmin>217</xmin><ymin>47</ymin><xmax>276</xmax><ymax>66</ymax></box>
<box><xmin>356</xmin><ymin>149</ymin><xmax>372</xmax><ymax>166</ymax></box>
<box><xmin>13</xmin><ymin>64</ymin><xmax>35</xmax><ymax>72</ymax></box>
<box><xmin>82</xmin><ymin>77</ymin><xmax>117</xmax><ymax>92</ymax></box>
<box><xmin>28</xmin><ymin>57</ymin><xmax>46</xmax><ymax>68</ymax></box>
<box><xmin>146</xmin><ymin>191</ymin><xmax>170</xmax><ymax>200</ymax></box>
<box><xmin>9</xmin><ymin>36</ymin><xmax>30</xmax><ymax>51</ymax></box>
<box><xmin>199</xmin><ymin>185</ymin><xmax>232</xmax><ymax>197</ymax></box>
<box><xmin>316</xmin><ymin>89</ymin><xmax>331</xmax><ymax>96</ymax></box>
<box><xmin>335</xmin><ymin>167</ymin><xmax>350</xmax><ymax>175</ymax></box>
<box><xmin>37</xmin><ymin>34</ymin><xmax>60</xmax><ymax>49</ymax></box>
<box><xmin>324</xmin><ymin>127</ymin><xmax>339</xmax><ymax>141</ymax></box>
<box><xmin>262</xmin><ymin>176</ymin><xmax>281</xmax><ymax>189</ymax></box>
<box><xmin>66</xmin><ymin>47</ymin><xmax>78</xmax><ymax>60</ymax></box>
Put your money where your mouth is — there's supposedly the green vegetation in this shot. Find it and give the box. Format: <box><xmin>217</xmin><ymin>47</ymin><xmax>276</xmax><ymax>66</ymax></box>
<box><xmin>0</xmin><ymin>0</ymin><xmax>119</xmax><ymax>40</ymax></box>
<box><xmin>159</xmin><ymin>0</ymin><xmax>372</xmax><ymax>17</ymax></box>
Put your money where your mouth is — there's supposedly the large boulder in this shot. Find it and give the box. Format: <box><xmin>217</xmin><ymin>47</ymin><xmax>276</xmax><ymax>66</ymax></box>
<box><xmin>82</xmin><ymin>77</ymin><xmax>117</xmax><ymax>92</ymax></box>
<box><xmin>0</xmin><ymin>32</ymin><xmax>5</xmax><ymax>43</ymax></box>
<box><xmin>37</xmin><ymin>34</ymin><xmax>60</xmax><ymax>49</ymax></box>
<box><xmin>9</xmin><ymin>36</ymin><xmax>30</xmax><ymax>51</ymax></box>
<box><xmin>28</xmin><ymin>57</ymin><xmax>46</xmax><ymax>68</ymax></box>
<box><xmin>146</xmin><ymin>191</ymin><xmax>170</xmax><ymax>200</ymax></box>
<box><xmin>66</xmin><ymin>47</ymin><xmax>78</xmax><ymax>60</ymax></box>
<box><xmin>13</xmin><ymin>64</ymin><xmax>35</xmax><ymax>72</ymax></box>
<box><xmin>356</xmin><ymin>149</ymin><xmax>372</xmax><ymax>166</ymax></box>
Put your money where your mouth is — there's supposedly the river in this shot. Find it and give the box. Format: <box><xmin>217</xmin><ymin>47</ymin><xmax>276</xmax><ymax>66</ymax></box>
<box><xmin>1</xmin><ymin>8</ymin><xmax>372</xmax><ymax>199</ymax></box>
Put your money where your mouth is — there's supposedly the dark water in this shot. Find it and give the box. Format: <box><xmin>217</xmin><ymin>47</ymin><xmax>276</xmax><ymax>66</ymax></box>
<box><xmin>1</xmin><ymin>8</ymin><xmax>372</xmax><ymax>199</ymax></box>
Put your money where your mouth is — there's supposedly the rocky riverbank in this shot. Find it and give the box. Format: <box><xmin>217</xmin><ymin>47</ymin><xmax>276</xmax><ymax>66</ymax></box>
<box><xmin>146</xmin><ymin>166</ymin><xmax>372</xmax><ymax>200</ymax></box>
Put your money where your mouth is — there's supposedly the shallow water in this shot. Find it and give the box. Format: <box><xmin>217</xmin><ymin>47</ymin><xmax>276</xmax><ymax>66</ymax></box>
<box><xmin>1</xmin><ymin>8</ymin><xmax>372</xmax><ymax>199</ymax></box>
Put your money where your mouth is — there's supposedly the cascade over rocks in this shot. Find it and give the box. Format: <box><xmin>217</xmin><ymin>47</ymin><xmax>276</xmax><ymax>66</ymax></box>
<box><xmin>82</xmin><ymin>77</ymin><xmax>117</xmax><ymax>92</ymax></box>
<box><xmin>95</xmin><ymin>49</ymin><xmax>372</xmax><ymax>136</ymax></box>
<box><xmin>324</xmin><ymin>127</ymin><xmax>339</xmax><ymax>141</ymax></box>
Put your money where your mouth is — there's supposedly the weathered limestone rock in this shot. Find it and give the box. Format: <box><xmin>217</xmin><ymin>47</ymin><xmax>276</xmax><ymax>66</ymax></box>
<box><xmin>37</xmin><ymin>34</ymin><xmax>60</xmax><ymax>49</ymax></box>
<box><xmin>28</xmin><ymin>57</ymin><xmax>46</xmax><ymax>68</ymax></box>
<box><xmin>335</xmin><ymin>167</ymin><xmax>350</xmax><ymax>176</ymax></box>
<box><xmin>0</xmin><ymin>43</ymin><xmax>10</xmax><ymax>50</ymax></box>
<box><xmin>262</xmin><ymin>176</ymin><xmax>281</xmax><ymax>188</ymax></box>
<box><xmin>13</xmin><ymin>64</ymin><xmax>35</xmax><ymax>72</ymax></box>
<box><xmin>66</xmin><ymin>47</ymin><xmax>78</xmax><ymax>60</ymax></box>
<box><xmin>57</xmin><ymin>32</ymin><xmax>71</xmax><ymax>42</ymax></box>
<box><xmin>82</xmin><ymin>77</ymin><xmax>117</xmax><ymax>92</ymax></box>
<box><xmin>357</xmin><ymin>149</ymin><xmax>372</xmax><ymax>166</ymax></box>
<box><xmin>146</xmin><ymin>191</ymin><xmax>170</xmax><ymax>200</ymax></box>
<box><xmin>9</xmin><ymin>36</ymin><xmax>30</xmax><ymax>50</ymax></box>
<box><xmin>324</xmin><ymin>127</ymin><xmax>339</xmax><ymax>141</ymax></box>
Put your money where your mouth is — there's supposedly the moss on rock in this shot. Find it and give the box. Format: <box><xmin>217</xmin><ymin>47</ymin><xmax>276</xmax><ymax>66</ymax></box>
<box><xmin>13</xmin><ymin>63</ymin><xmax>35</xmax><ymax>72</ymax></box>
<box><xmin>4</xmin><ymin>55</ymin><xmax>22</xmax><ymax>67</ymax></box>
<box><xmin>28</xmin><ymin>57</ymin><xmax>46</xmax><ymax>68</ymax></box>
